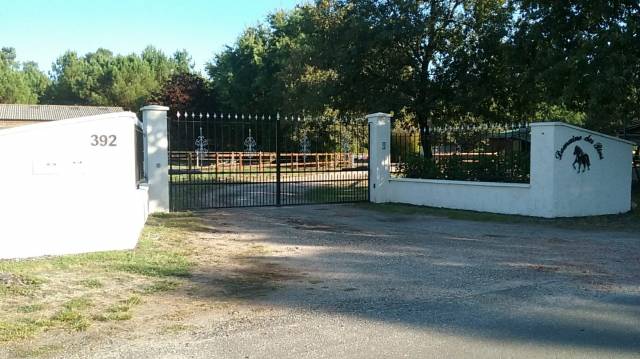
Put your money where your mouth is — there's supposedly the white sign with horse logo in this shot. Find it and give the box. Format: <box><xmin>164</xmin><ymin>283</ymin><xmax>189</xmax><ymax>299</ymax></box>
<box><xmin>555</xmin><ymin>135</ymin><xmax>604</xmax><ymax>173</ymax></box>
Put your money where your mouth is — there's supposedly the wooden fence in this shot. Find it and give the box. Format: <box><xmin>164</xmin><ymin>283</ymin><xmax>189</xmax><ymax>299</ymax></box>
<box><xmin>170</xmin><ymin>151</ymin><xmax>366</xmax><ymax>173</ymax></box>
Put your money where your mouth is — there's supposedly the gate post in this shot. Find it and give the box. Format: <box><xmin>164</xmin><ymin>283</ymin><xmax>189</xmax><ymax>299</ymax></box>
<box><xmin>141</xmin><ymin>105</ymin><xmax>170</xmax><ymax>213</ymax></box>
<box><xmin>366</xmin><ymin>113</ymin><xmax>392</xmax><ymax>203</ymax></box>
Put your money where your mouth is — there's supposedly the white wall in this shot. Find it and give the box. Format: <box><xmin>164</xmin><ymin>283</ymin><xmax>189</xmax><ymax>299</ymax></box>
<box><xmin>541</xmin><ymin>123</ymin><xmax>633</xmax><ymax>216</ymax></box>
<box><xmin>371</xmin><ymin>120</ymin><xmax>634</xmax><ymax>218</ymax></box>
<box><xmin>0</xmin><ymin>112</ymin><xmax>149</xmax><ymax>259</ymax></box>
<box><xmin>386</xmin><ymin>179</ymin><xmax>535</xmax><ymax>216</ymax></box>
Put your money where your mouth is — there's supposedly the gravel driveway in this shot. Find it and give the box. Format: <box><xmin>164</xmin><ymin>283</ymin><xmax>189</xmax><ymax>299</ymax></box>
<box><xmin>59</xmin><ymin>205</ymin><xmax>640</xmax><ymax>358</ymax></box>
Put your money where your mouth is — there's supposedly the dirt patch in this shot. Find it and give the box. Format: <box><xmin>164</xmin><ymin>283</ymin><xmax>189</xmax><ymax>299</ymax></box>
<box><xmin>0</xmin><ymin>210</ymin><xmax>303</xmax><ymax>357</ymax></box>
<box><xmin>0</xmin><ymin>212</ymin><xmax>303</xmax><ymax>358</ymax></box>
<box><xmin>2</xmin><ymin>204</ymin><xmax>639</xmax><ymax>359</ymax></box>
<box><xmin>286</xmin><ymin>218</ymin><xmax>340</xmax><ymax>232</ymax></box>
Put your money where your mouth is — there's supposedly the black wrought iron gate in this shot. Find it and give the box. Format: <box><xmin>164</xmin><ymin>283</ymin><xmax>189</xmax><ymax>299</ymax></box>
<box><xmin>168</xmin><ymin>112</ymin><xmax>369</xmax><ymax>211</ymax></box>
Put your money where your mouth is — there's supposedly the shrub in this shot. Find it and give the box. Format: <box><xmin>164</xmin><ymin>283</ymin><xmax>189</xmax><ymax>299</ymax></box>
<box><xmin>400</xmin><ymin>153</ymin><xmax>441</xmax><ymax>179</ymax></box>
<box><xmin>440</xmin><ymin>155</ymin><xmax>467</xmax><ymax>180</ymax></box>
<box><xmin>398</xmin><ymin>152</ymin><xmax>530</xmax><ymax>183</ymax></box>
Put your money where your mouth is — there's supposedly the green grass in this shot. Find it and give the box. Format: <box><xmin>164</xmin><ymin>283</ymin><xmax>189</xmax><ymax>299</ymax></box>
<box><xmin>0</xmin><ymin>213</ymin><xmax>198</xmax><ymax>279</ymax></box>
<box><xmin>78</xmin><ymin>278</ymin><xmax>103</xmax><ymax>289</ymax></box>
<box><xmin>0</xmin><ymin>274</ymin><xmax>45</xmax><ymax>297</ymax></box>
<box><xmin>94</xmin><ymin>296</ymin><xmax>142</xmax><ymax>322</ymax></box>
<box><xmin>48</xmin><ymin>297</ymin><xmax>94</xmax><ymax>332</ymax></box>
<box><xmin>62</xmin><ymin>298</ymin><xmax>93</xmax><ymax>311</ymax></box>
<box><xmin>303</xmin><ymin>183</ymin><xmax>368</xmax><ymax>203</ymax></box>
<box><xmin>0</xmin><ymin>244</ymin><xmax>191</xmax><ymax>280</ymax></box>
<box><xmin>0</xmin><ymin>212</ymin><xmax>205</xmax><ymax>343</ymax></box>
<box><xmin>51</xmin><ymin>308</ymin><xmax>89</xmax><ymax>332</ymax></box>
<box><xmin>142</xmin><ymin>280</ymin><xmax>180</xmax><ymax>294</ymax></box>
<box><xmin>0</xmin><ymin>319</ymin><xmax>52</xmax><ymax>342</ymax></box>
<box><xmin>360</xmin><ymin>185</ymin><xmax>640</xmax><ymax>231</ymax></box>
<box><xmin>16</xmin><ymin>304</ymin><xmax>44</xmax><ymax>314</ymax></box>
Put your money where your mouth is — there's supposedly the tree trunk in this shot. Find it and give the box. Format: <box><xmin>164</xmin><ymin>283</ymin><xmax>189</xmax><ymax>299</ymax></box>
<box><xmin>417</xmin><ymin>113</ymin><xmax>433</xmax><ymax>159</ymax></box>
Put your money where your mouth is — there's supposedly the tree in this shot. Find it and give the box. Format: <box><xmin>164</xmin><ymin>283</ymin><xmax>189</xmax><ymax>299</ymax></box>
<box><xmin>207</xmin><ymin>26</ymin><xmax>276</xmax><ymax>113</ymax></box>
<box><xmin>0</xmin><ymin>47</ymin><xmax>49</xmax><ymax>104</ymax></box>
<box><xmin>511</xmin><ymin>0</ymin><xmax>640</xmax><ymax>132</ymax></box>
<box><xmin>22</xmin><ymin>62</ymin><xmax>50</xmax><ymax>100</ymax></box>
<box><xmin>148</xmin><ymin>72</ymin><xmax>216</xmax><ymax>113</ymax></box>
<box><xmin>46</xmin><ymin>47</ymin><xmax>195</xmax><ymax>110</ymax></box>
<box><xmin>326</xmin><ymin>0</ymin><xmax>514</xmax><ymax>157</ymax></box>
<box><xmin>206</xmin><ymin>5</ymin><xmax>348</xmax><ymax>114</ymax></box>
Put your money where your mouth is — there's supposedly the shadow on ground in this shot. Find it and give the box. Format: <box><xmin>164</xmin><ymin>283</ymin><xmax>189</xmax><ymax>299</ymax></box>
<box><xmin>187</xmin><ymin>204</ymin><xmax>640</xmax><ymax>353</ymax></box>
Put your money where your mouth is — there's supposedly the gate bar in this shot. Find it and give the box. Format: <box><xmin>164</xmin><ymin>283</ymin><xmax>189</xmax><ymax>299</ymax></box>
<box><xmin>275</xmin><ymin>113</ymin><xmax>281</xmax><ymax>206</ymax></box>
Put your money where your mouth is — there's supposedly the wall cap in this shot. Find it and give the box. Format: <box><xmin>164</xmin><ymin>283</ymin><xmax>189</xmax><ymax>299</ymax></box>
<box><xmin>365</xmin><ymin>112</ymin><xmax>392</xmax><ymax>120</ymax></box>
<box><xmin>390</xmin><ymin>177</ymin><xmax>531</xmax><ymax>188</ymax></box>
<box><xmin>0</xmin><ymin>112</ymin><xmax>138</xmax><ymax>137</ymax></box>
<box><xmin>140</xmin><ymin>105</ymin><xmax>170</xmax><ymax>112</ymax></box>
<box><xmin>531</xmin><ymin>121</ymin><xmax>636</xmax><ymax>146</ymax></box>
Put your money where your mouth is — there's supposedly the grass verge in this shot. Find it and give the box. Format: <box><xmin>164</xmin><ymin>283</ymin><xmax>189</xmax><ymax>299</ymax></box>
<box><xmin>0</xmin><ymin>212</ymin><xmax>205</xmax><ymax>344</ymax></box>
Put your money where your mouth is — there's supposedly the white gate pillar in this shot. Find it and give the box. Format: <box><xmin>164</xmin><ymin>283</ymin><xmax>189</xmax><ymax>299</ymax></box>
<box><xmin>367</xmin><ymin>113</ymin><xmax>392</xmax><ymax>203</ymax></box>
<box><xmin>141</xmin><ymin>105</ymin><xmax>170</xmax><ymax>213</ymax></box>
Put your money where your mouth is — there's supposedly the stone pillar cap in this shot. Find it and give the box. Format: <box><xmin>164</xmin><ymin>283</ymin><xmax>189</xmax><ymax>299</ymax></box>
<box><xmin>365</xmin><ymin>112</ymin><xmax>392</xmax><ymax>119</ymax></box>
<box><xmin>140</xmin><ymin>105</ymin><xmax>170</xmax><ymax>111</ymax></box>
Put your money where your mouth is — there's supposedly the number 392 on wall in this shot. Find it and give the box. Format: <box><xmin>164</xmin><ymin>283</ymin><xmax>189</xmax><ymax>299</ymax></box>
<box><xmin>91</xmin><ymin>135</ymin><xmax>117</xmax><ymax>147</ymax></box>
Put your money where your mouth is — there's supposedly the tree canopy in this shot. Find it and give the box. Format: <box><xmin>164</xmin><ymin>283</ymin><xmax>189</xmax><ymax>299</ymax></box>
<box><xmin>1</xmin><ymin>1</ymin><xmax>638</xmax><ymax>134</ymax></box>
<box><xmin>44</xmin><ymin>46</ymin><xmax>196</xmax><ymax>110</ymax></box>
<box><xmin>0</xmin><ymin>47</ymin><xmax>49</xmax><ymax>104</ymax></box>
<box><xmin>206</xmin><ymin>0</ymin><xmax>639</xmax><ymax>135</ymax></box>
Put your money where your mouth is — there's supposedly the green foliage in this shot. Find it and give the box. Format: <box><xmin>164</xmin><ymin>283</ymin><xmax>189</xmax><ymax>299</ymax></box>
<box><xmin>532</xmin><ymin>103</ymin><xmax>586</xmax><ymax>126</ymax></box>
<box><xmin>148</xmin><ymin>72</ymin><xmax>216</xmax><ymax>113</ymax></box>
<box><xmin>44</xmin><ymin>46</ymin><xmax>193</xmax><ymax>110</ymax></box>
<box><xmin>399</xmin><ymin>152</ymin><xmax>530</xmax><ymax>183</ymax></box>
<box><xmin>0</xmin><ymin>47</ymin><xmax>48</xmax><ymax>104</ymax></box>
<box><xmin>469</xmin><ymin>152</ymin><xmax>531</xmax><ymax>182</ymax></box>
<box><xmin>511</xmin><ymin>0</ymin><xmax>640</xmax><ymax>132</ymax></box>
<box><xmin>205</xmin><ymin>1</ymin><xmax>638</xmax><ymax>134</ymax></box>
<box><xmin>440</xmin><ymin>156</ymin><xmax>468</xmax><ymax>181</ymax></box>
<box><xmin>1</xmin><ymin>1</ymin><xmax>638</xmax><ymax>132</ymax></box>
<box><xmin>401</xmin><ymin>153</ymin><xmax>442</xmax><ymax>179</ymax></box>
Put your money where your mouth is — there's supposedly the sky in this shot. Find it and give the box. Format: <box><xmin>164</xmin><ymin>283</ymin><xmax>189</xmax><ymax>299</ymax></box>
<box><xmin>0</xmin><ymin>0</ymin><xmax>305</xmax><ymax>73</ymax></box>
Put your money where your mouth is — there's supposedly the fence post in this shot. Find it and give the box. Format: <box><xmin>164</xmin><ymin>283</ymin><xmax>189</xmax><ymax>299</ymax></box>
<box><xmin>366</xmin><ymin>113</ymin><xmax>392</xmax><ymax>203</ymax></box>
<box><xmin>141</xmin><ymin>105</ymin><xmax>170</xmax><ymax>213</ymax></box>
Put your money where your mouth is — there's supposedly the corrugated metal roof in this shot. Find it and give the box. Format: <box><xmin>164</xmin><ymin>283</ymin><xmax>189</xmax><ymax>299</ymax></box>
<box><xmin>0</xmin><ymin>104</ymin><xmax>125</xmax><ymax>121</ymax></box>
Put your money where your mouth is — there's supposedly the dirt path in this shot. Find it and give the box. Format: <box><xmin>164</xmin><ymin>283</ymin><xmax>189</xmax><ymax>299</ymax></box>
<box><xmin>4</xmin><ymin>204</ymin><xmax>640</xmax><ymax>358</ymax></box>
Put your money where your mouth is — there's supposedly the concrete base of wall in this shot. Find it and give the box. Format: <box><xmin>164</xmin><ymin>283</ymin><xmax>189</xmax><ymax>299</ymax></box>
<box><xmin>386</xmin><ymin>178</ymin><xmax>538</xmax><ymax>216</ymax></box>
<box><xmin>0</xmin><ymin>187</ymin><xmax>149</xmax><ymax>259</ymax></box>
<box><xmin>385</xmin><ymin>178</ymin><xmax>633</xmax><ymax>218</ymax></box>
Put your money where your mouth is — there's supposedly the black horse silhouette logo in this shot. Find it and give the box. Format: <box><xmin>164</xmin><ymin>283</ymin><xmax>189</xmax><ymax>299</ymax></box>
<box><xmin>572</xmin><ymin>146</ymin><xmax>590</xmax><ymax>173</ymax></box>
